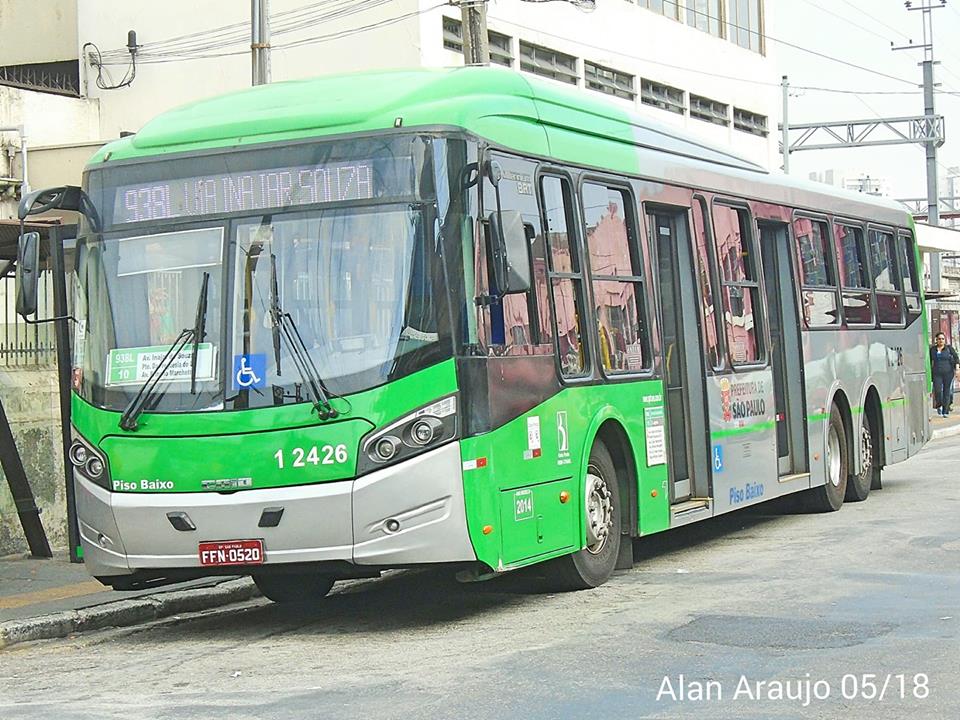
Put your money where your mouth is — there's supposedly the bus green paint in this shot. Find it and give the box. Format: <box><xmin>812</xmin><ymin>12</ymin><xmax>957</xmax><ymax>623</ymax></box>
<box><xmin>73</xmin><ymin>359</ymin><xmax>457</xmax><ymax>492</ymax></box>
<box><xmin>458</xmin><ymin>379</ymin><xmax>670</xmax><ymax>572</ymax></box>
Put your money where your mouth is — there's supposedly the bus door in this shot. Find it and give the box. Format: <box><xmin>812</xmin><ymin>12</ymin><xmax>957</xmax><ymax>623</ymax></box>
<box><xmin>759</xmin><ymin>221</ymin><xmax>807</xmax><ymax>475</ymax></box>
<box><xmin>649</xmin><ymin>210</ymin><xmax>710</xmax><ymax>503</ymax></box>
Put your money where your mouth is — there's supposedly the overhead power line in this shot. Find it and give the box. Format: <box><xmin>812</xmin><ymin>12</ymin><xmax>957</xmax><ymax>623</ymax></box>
<box><xmin>93</xmin><ymin>1</ymin><xmax>449</xmax><ymax>66</ymax></box>
<box><xmin>838</xmin><ymin>0</ymin><xmax>911</xmax><ymax>42</ymax></box>
<box><xmin>796</xmin><ymin>0</ymin><xmax>892</xmax><ymax>43</ymax></box>
<box><xmin>96</xmin><ymin>0</ymin><xmax>408</xmax><ymax>64</ymax></box>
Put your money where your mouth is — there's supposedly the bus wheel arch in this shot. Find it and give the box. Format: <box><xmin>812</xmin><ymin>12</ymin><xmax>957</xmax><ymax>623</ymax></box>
<box><xmin>594</xmin><ymin>419</ymin><xmax>638</xmax><ymax>542</ymax></box>
<box><xmin>801</xmin><ymin>395</ymin><xmax>850</xmax><ymax>513</ymax></box>
<box><xmin>543</xmin><ymin>417</ymin><xmax>633</xmax><ymax>590</ymax></box>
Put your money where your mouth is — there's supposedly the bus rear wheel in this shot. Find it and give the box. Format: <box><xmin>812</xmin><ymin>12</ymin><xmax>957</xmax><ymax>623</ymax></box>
<box><xmin>802</xmin><ymin>405</ymin><xmax>849</xmax><ymax>513</ymax></box>
<box><xmin>845</xmin><ymin>412</ymin><xmax>878</xmax><ymax>502</ymax></box>
<box><xmin>253</xmin><ymin>572</ymin><xmax>335</xmax><ymax>604</ymax></box>
<box><xmin>543</xmin><ymin>441</ymin><xmax>621</xmax><ymax>591</ymax></box>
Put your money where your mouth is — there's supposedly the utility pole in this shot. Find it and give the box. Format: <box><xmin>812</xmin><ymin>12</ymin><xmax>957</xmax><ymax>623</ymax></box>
<box><xmin>251</xmin><ymin>0</ymin><xmax>272</xmax><ymax>86</ymax></box>
<box><xmin>460</xmin><ymin>0</ymin><xmax>490</xmax><ymax>66</ymax></box>
<box><xmin>781</xmin><ymin>76</ymin><xmax>790</xmax><ymax>174</ymax></box>
<box><xmin>894</xmin><ymin>0</ymin><xmax>945</xmax><ymax>291</ymax></box>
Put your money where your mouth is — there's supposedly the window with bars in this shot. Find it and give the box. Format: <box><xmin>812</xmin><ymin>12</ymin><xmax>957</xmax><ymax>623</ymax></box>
<box><xmin>585</xmin><ymin>62</ymin><xmax>636</xmax><ymax>101</ymax></box>
<box><xmin>442</xmin><ymin>17</ymin><xmax>514</xmax><ymax>67</ymax></box>
<box><xmin>733</xmin><ymin>108</ymin><xmax>768</xmax><ymax>136</ymax></box>
<box><xmin>442</xmin><ymin>16</ymin><xmax>462</xmax><ymax>52</ymax></box>
<box><xmin>690</xmin><ymin>94</ymin><xmax>729</xmax><ymax>126</ymax></box>
<box><xmin>488</xmin><ymin>30</ymin><xmax>514</xmax><ymax>67</ymax></box>
<box><xmin>640</xmin><ymin>79</ymin><xmax>684</xmax><ymax>115</ymax></box>
<box><xmin>519</xmin><ymin>41</ymin><xmax>578</xmax><ymax>85</ymax></box>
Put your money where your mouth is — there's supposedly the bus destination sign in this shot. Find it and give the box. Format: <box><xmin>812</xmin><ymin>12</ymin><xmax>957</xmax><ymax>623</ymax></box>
<box><xmin>112</xmin><ymin>157</ymin><xmax>411</xmax><ymax>224</ymax></box>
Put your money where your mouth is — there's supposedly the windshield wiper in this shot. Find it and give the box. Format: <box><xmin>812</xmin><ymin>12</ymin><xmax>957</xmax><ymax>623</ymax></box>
<box><xmin>119</xmin><ymin>273</ymin><xmax>211</xmax><ymax>431</ymax></box>
<box><xmin>269</xmin><ymin>254</ymin><xmax>282</xmax><ymax>377</ymax></box>
<box><xmin>190</xmin><ymin>272</ymin><xmax>211</xmax><ymax>394</ymax></box>
<box><xmin>268</xmin><ymin>254</ymin><xmax>338</xmax><ymax>420</ymax></box>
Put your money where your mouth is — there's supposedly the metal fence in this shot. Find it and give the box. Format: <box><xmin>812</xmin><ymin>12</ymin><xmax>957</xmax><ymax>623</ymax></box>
<box><xmin>0</xmin><ymin>268</ymin><xmax>58</xmax><ymax>367</ymax></box>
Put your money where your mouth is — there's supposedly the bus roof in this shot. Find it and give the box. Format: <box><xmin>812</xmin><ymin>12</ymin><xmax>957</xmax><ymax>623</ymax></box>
<box><xmin>90</xmin><ymin>66</ymin><xmax>911</xmax><ymax>226</ymax></box>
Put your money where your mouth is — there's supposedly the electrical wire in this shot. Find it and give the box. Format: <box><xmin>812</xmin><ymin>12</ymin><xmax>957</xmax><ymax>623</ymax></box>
<box><xmin>82</xmin><ymin>42</ymin><xmax>137</xmax><ymax>89</ymax></box>
<box><xmin>95</xmin><ymin>0</ymin><xmax>409</xmax><ymax>64</ymax></box>
<box><xmin>86</xmin><ymin>0</ymin><xmax>960</xmax><ymax>105</ymax></box>
<box><xmin>795</xmin><ymin>0</ymin><xmax>892</xmax><ymax>43</ymax></box>
<box><xmin>838</xmin><ymin>0</ymin><xmax>912</xmax><ymax>42</ymax></box>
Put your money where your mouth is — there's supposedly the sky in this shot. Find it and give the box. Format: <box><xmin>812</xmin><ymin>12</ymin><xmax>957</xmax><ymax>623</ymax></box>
<box><xmin>767</xmin><ymin>0</ymin><xmax>960</xmax><ymax>201</ymax></box>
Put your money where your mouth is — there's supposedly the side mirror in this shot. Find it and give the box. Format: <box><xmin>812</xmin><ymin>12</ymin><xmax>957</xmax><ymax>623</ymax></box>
<box><xmin>488</xmin><ymin>210</ymin><xmax>531</xmax><ymax>294</ymax></box>
<box><xmin>16</xmin><ymin>231</ymin><xmax>41</xmax><ymax>317</ymax></box>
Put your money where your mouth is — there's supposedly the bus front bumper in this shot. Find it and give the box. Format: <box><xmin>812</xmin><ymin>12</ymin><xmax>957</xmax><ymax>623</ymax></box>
<box><xmin>75</xmin><ymin>442</ymin><xmax>477</xmax><ymax>579</ymax></box>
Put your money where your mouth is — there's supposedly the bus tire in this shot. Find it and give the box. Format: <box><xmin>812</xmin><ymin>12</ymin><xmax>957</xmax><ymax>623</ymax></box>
<box><xmin>845</xmin><ymin>412</ymin><xmax>878</xmax><ymax>502</ymax></box>
<box><xmin>803</xmin><ymin>405</ymin><xmax>849</xmax><ymax>513</ymax></box>
<box><xmin>253</xmin><ymin>572</ymin><xmax>335</xmax><ymax>604</ymax></box>
<box><xmin>543</xmin><ymin>441</ymin><xmax>621</xmax><ymax>591</ymax></box>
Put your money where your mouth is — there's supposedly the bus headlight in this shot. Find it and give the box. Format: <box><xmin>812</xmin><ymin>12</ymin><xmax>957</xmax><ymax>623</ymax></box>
<box><xmin>68</xmin><ymin>442</ymin><xmax>89</xmax><ymax>466</ymax></box>
<box><xmin>358</xmin><ymin>395</ymin><xmax>458</xmax><ymax>475</ymax></box>
<box><xmin>68</xmin><ymin>429</ymin><xmax>111</xmax><ymax>490</ymax></box>
<box><xmin>374</xmin><ymin>436</ymin><xmax>401</xmax><ymax>462</ymax></box>
<box><xmin>409</xmin><ymin>417</ymin><xmax>443</xmax><ymax>446</ymax></box>
<box><xmin>85</xmin><ymin>456</ymin><xmax>105</xmax><ymax>479</ymax></box>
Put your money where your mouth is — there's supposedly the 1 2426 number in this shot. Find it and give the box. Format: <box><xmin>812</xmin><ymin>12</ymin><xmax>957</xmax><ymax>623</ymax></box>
<box><xmin>274</xmin><ymin>444</ymin><xmax>348</xmax><ymax>469</ymax></box>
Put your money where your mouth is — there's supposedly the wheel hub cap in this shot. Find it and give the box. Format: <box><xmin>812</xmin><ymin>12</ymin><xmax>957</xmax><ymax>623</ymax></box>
<box><xmin>585</xmin><ymin>469</ymin><xmax>613</xmax><ymax>554</ymax></box>
<box><xmin>859</xmin><ymin>423</ymin><xmax>872</xmax><ymax>482</ymax></box>
<box><xmin>827</xmin><ymin>425</ymin><xmax>842</xmax><ymax>487</ymax></box>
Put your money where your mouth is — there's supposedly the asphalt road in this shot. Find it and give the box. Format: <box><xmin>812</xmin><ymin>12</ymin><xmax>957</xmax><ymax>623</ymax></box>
<box><xmin>1</xmin><ymin>438</ymin><xmax>958</xmax><ymax>720</ymax></box>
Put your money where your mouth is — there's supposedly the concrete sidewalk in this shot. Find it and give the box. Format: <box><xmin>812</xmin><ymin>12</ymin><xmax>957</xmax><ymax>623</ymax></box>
<box><xmin>1</xmin><ymin>412</ymin><xmax>959</xmax><ymax>651</ymax></box>
<box><xmin>0</xmin><ymin>552</ymin><xmax>256</xmax><ymax>649</ymax></box>
<box><xmin>930</xmin><ymin>411</ymin><xmax>960</xmax><ymax>440</ymax></box>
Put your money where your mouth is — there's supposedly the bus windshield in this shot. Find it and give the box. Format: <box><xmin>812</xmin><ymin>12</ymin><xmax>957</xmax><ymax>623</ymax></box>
<box><xmin>72</xmin><ymin>134</ymin><xmax>452</xmax><ymax>414</ymax></box>
<box><xmin>228</xmin><ymin>205</ymin><xmax>447</xmax><ymax>409</ymax></box>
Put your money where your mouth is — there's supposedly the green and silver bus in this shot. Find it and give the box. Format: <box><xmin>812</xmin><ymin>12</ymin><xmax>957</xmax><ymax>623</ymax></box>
<box><xmin>17</xmin><ymin>67</ymin><xmax>930</xmax><ymax>601</ymax></box>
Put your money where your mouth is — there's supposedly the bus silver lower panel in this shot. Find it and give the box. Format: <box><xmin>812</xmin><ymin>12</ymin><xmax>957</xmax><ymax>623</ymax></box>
<box><xmin>75</xmin><ymin>442</ymin><xmax>476</xmax><ymax>578</ymax></box>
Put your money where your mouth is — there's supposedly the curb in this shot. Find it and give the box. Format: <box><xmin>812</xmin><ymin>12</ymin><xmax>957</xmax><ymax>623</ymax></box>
<box><xmin>0</xmin><ymin>577</ymin><xmax>258</xmax><ymax>650</ymax></box>
<box><xmin>931</xmin><ymin>423</ymin><xmax>960</xmax><ymax>441</ymax></box>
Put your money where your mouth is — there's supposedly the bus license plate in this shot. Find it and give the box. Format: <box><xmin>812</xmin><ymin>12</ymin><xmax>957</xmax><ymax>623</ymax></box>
<box><xmin>198</xmin><ymin>539</ymin><xmax>265</xmax><ymax>567</ymax></box>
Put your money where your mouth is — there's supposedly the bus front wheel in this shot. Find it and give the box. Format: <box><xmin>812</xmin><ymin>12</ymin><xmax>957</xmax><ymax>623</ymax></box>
<box><xmin>544</xmin><ymin>441</ymin><xmax>621</xmax><ymax>591</ymax></box>
<box><xmin>253</xmin><ymin>572</ymin><xmax>335</xmax><ymax>604</ymax></box>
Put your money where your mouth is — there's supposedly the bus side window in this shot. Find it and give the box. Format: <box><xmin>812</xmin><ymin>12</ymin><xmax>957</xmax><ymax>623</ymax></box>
<box><xmin>898</xmin><ymin>232</ymin><xmax>922</xmax><ymax>323</ymax></box>
<box><xmin>834</xmin><ymin>223</ymin><xmax>873</xmax><ymax>326</ymax></box>
<box><xmin>540</xmin><ymin>175</ymin><xmax>588</xmax><ymax>377</ymax></box>
<box><xmin>691</xmin><ymin>198</ymin><xmax>723</xmax><ymax>369</ymax></box>
<box><xmin>581</xmin><ymin>182</ymin><xmax>650</xmax><ymax>374</ymax></box>
<box><xmin>793</xmin><ymin>217</ymin><xmax>840</xmax><ymax>327</ymax></box>
<box><xmin>480</xmin><ymin>156</ymin><xmax>547</xmax><ymax>355</ymax></box>
<box><xmin>869</xmin><ymin>228</ymin><xmax>903</xmax><ymax>326</ymax></box>
<box><xmin>713</xmin><ymin>204</ymin><xmax>764</xmax><ymax>366</ymax></box>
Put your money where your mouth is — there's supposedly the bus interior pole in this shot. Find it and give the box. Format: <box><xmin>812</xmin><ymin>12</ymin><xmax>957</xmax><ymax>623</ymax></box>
<box><xmin>51</xmin><ymin>225</ymin><xmax>82</xmax><ymax>562</ymax></box>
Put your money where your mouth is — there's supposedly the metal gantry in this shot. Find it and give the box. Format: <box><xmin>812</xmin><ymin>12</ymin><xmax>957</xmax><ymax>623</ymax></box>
<box><xmin>779</xmin><ymin>115</ymin><xmax>945</xmax><ymax>154</ymax></box>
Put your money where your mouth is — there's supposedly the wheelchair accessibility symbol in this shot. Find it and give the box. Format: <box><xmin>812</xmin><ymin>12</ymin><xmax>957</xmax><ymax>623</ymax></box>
<box><xmin>712</xmin><ymin>444</ymin><xmax>724</xmax><ymax>473</ymax></box>
<box><xmin>233</xmin><ymin>354</ymin><xmax>266</xmax><ymax>390</ymax></box>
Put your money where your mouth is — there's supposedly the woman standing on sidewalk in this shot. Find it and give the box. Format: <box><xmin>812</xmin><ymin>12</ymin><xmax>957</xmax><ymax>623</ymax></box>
<box><xmin>930</xmin><ymin>332</ymin><xmax>959</xmax><ymax>416</ymax></box>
